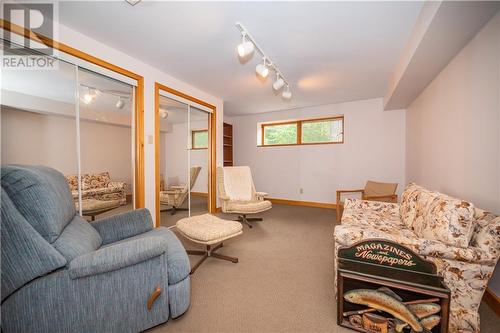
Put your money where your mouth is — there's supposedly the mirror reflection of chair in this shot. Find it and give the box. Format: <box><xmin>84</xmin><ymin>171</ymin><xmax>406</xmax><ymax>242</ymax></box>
<box><xmin>160</xmin><ymin>166</ymin><xmax>201</xmax><ymax>215</ymax></box>
<box><xmin>217</xmin><ymin>166</ymin><xmax>272</xmax><ymax>228</ymax></box>
<box><xmin>336</xmin><ymin>180</ymin><xmax>398</xmax><ymax>222</ymax></box>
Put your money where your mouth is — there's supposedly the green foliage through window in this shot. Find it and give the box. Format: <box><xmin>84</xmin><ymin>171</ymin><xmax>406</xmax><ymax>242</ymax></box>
<box><xmin>261</xmin><ymin>117</ymin><xmax>343</xmax><ymax>146</ymax></box>
<box><xmin>192</xmin><ymin>130</ymin><xmax>208</xmax><ymax>149</ymax></box>
<box><xmin>302</xmin><ymin>119</ymin><xmax>343</xmax><ymax>143</ymax></box>
<box><xmin>263</xmin><ymin>123</ymin><xmax>298</xmax><ymax>145</ymax></box>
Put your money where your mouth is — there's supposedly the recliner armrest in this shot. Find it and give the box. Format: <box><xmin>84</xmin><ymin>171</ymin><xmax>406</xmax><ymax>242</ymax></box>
<box><xmin>91</xmin><ymin>209</ymin><xmax>154</xmax><ymax>245</ymax></box>
<box><xmin>69</xmin><ymin>237</ymin><xmax>168</xmax><ymax>279</ymax></box>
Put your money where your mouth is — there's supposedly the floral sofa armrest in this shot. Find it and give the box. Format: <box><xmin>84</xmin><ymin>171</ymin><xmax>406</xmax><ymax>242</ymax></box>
<box><xmin>107</xmin><ymin>181</ymin><xmax>126</xmax><ymax>191</ymax></box>
<box><xmin>344</xmin><ymin>198</ymin><xmax>399</xmax><ymax>214</ymax></box>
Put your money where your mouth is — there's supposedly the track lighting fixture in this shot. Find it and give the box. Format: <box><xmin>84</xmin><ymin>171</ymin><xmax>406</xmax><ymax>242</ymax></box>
<box><xmin>282</xmin><ymin>86</ymin><xmax>292</xmax><ymax>100</ymax></box>
<box><xmin>237</xmin><ymin>34</ymin><xmax>254</xmax><ymax>58</ymax></box>
<box><xmin>80</xmin><ymin>84</ymin><xmax>131</xmax><ymax>108</ymax></box>
<box><xmin>273</xmin><ymin>73</ymin><xmax>285</xmax><ymax>91</ymax></box>
<box><xmin>255</xmin><ymin>58</ymin><xmax>269</xmax><ymax>78</ymax></box>
<box><xmin>236</xmin><ymin>22</ymin><xmax>292</xmax><ymax>100</ymax></box>
<box><xmin>115</xmin><ymin>97</ymin><xmax>125</xmax><ymax>109</ymax></box>
<box><xmin>159</xmin><ymin>108</ymin><xmax>169</xmax><ymax>119</ymax></box>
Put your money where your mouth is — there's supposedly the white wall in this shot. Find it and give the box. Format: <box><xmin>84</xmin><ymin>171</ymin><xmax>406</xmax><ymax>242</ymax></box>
<box><xmin>1</xmin><ymin>108</ymin><xmax>133</xmax><ymax>188</ymax></box>
<box><xmin>230</xmin><ymin>98</ymin><xmax>406</xmax><ymax>204</ymax></box>
<box><xmin>56</xmin><ymin>23</ymin><xmax>224</xmax><ymax>221</ymax></box>
<box><xmin>161</xmin><ymin>120</ymin><xmax>209</xmax><ymax>193</ymax></box>
<box><xmin>406</xmin><ymin>13</ymin><xmax>500</xmax><ymax>294</ymax></box>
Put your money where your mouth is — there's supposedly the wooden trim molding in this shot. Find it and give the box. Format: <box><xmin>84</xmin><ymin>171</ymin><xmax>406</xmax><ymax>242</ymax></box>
<box><xmin>191</xmin><ymin>192</ymin><xmax>208</xmax><ymax>197</ymax></box>
<box><xmin>268</xmin><ymin>198</ymin><xmax>337</xmax><ymax>210</ymax></box>
<box><xmin>483</xmin><ymin>288</ymin><xmax>500</xmax><ymax>316</ymax></box>
<box><xmin>155</xmin><ymin>83</ymin><xmax>217</xmax><ymax>227</ymax></box>
<box><xmin>1</xmin><ymin>19</ymin><xmax>145</xmax><ymax>209</ymax></box>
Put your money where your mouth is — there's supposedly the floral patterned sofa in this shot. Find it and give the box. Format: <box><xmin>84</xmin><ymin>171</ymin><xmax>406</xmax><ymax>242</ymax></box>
<box><xmin>334</xmin><ymin>183</ymin><xmax>500</xmax><ymax>333</ymax></box>
<box><xmin>65</xmin><ymin>172</ymin><xmax>127</xmax><ymax>209</ymax></box>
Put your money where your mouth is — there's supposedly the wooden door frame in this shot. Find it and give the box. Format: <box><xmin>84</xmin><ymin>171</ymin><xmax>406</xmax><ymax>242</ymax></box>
<box><xmin>155</xmin><ymin>82</ymin><xmax>217</xmax><ymax>227</ymax></box>
<box><xmin>1</xmin><ymin>19</ymin><xmax>145</xmax><ymax>208</ymax></box>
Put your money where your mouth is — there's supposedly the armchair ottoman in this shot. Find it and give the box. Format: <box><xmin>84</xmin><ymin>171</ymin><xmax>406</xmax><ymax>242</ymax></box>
<box><xmin>2</xmin><ymin>165</ymin><xmax>191</xmax><ymax>333</ymax></box>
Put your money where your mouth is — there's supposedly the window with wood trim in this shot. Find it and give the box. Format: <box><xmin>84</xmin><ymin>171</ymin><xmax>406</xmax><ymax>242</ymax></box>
<box><xmin>192</xmin><ymin>129</ymin><xmax>208</xmax><ymax>149</ymax></box>
<box><xmin>260</xmin><ymin>116</ymin><xmax>343</xmax><ymax>146</ymax></box>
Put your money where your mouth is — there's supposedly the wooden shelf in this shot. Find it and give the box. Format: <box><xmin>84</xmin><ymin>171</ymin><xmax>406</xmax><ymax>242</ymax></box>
<box><xmin>223</xmin><ymin>123</ymin><xmax>233</xmax><ymax>166</ymax></box>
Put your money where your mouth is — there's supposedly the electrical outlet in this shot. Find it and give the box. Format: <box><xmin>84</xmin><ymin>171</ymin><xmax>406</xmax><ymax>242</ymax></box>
<box><xmin>299</xmin><ymin>188</ymin><xmax>304</xmax><ymax>194</ymax></box>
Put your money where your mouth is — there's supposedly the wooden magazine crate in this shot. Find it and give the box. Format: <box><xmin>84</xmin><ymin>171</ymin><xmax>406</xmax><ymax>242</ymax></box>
<box><xmin>337</xmin><ymin>240</ymin><xmax>450</xmax><ymax>333</ymax></box>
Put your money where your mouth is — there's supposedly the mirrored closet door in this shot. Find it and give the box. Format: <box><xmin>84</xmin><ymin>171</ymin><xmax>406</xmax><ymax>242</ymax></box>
<box><xmin>157</xmin><ymin>93</ymin><xmax>211</xmax><ymax>227</ymax></box>
<box><xmin>1</xmin><ymin>38</ymin><xmax>138</xmax><ymax>222</ymax></box>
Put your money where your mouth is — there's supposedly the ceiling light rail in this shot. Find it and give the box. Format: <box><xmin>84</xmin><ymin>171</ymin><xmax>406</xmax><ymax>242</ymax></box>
<box><xmin>236</xmin><ymin>22</ymin><xmax>292</xmax><ymax>99</ymax></box>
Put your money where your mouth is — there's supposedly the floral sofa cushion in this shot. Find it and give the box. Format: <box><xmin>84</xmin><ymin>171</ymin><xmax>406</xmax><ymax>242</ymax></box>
<box><xmin>412</xmin><ymin>189</ymin><xmax>475</xmax><ymax>248</ymax></box>
<box><xmin>82</xmin><ymin>172</ymin><xmax>110</xmax><ymax>190</ymax></box>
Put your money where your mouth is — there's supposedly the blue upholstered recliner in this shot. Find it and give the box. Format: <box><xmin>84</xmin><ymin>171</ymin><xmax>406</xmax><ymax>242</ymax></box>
<box><xmin>1</xmin><ymin>165</ymin><xmax>191</xmax><ymax>333</ymax></box>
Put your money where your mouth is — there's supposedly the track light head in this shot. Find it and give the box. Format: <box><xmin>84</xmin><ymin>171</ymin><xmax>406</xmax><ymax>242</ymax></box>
<box><xmin>159</xmin><ymin>108</ymin><xmax>169</xmax><ymax>119</ymax></box>
<box><xmin>282</xmin><ymin>86</ymin><xmax>292</xmax><ymax>99</ymax></box>
<box><xmin>115</xmin><ymin>98</ymin><xmax>125</xmax><ymax>109</ymax></box>
<box><xmin>256</xmin><ymin>58</ymin><xmax>269</xmax><ymax>78</ymax></box>
<box><xmin>237</xmin><ymin>34</ymin><xmax>254</xmax><ymax>58</ymax></box>
<box><xmin>273</xmin><ymin>74</ymin><xmax>285</xmax><ymax>91</ymax></box>
<box><xmin>83</xmin><ymin>87</ymin><xmax>94</xmax><ymax>104</ymax></box>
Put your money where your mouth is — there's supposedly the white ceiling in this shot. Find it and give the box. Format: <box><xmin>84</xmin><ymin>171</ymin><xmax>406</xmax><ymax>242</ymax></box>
<box><xmin>59</xmin><ymin>1</ymin><xmax>424</xmax><ymax>115</ymax></box>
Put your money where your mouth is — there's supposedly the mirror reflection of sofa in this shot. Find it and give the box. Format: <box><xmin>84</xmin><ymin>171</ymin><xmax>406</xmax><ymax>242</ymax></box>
<box><xmin>65</xmin><ymin>172</ymin><xmax>127</xmax><ymax>213</ymax></box>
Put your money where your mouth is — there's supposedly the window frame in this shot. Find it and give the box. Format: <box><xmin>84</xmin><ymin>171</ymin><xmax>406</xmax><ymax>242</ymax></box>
<box><xmin>191</xmin><ymin>129</ymin><xmax>209</xmax><ymax>150</ymax></box>
<box><xmin>261</xmin><ymin>120</ymin><xmax>299</xmax><ymax>147</ymax></box>
<box><xmin>260</xmin><ymin>116</ymin><xmax>344</xmax><ymax>147</ymax></box>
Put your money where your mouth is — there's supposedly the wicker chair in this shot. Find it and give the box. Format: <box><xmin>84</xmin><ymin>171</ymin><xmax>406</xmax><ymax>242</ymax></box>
<box><xmin>336</xmin><ymin>180</ymin><xmax>398</xmax><ymax>222</ymax></box>
<box><xmin>217</xmin><ymin>166</ymin><xmax>272</xmax><ymax>228</ymax></box>
<box><xmin>160</xmin><ymin>166</ymin><xmax>201</xmax><ymax>215</ymax></box>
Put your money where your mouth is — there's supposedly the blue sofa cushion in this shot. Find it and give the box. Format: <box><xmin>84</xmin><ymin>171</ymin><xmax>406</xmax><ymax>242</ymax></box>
<box><xmin>53</xmin><ymin>215</ymin><xmax>102</xmax><ymax>262</ymax></box>
<box><xmin>1</xmin><ymin>188</ymin><xmax>67</xmax><ymax>301</ymax></box>
<box><xmin>103</xmin><ymin>227</ymin><xmax>190</xmax><ymax>285</ymax></box>
<box><xmin>1</xmin><ymin>165</ymin><xmax>76</xmax><ymax>243</ymax></box>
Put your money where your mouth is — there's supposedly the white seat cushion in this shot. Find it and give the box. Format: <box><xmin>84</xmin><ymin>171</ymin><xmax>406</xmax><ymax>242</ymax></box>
<box><xmin>176</xmin><ymin>214</ymin><xmax>243</xmax><ymax>245</ymax></box>
<box><xmin>226</xmin><ymin>200</ymin><xmax>272</xmax><ymax>214</ymax></box>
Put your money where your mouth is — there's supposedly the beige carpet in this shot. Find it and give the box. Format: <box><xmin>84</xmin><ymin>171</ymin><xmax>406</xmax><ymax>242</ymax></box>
<box><xmin>148</xmin><ymin>203</ymin><xmax>499</xmax><ymax>333</ymax></box>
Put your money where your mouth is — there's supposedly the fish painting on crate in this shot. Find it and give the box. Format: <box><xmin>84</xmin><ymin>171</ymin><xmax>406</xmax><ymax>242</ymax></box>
<box><xmin>336</xmin><ymin>240</ymin><xmax>450</xmax><ymax>333</ymax></box>
<box><xmin>343</xmin><ymin>287</ymin><xmax>441</xmax><ymax>333</ymax></box>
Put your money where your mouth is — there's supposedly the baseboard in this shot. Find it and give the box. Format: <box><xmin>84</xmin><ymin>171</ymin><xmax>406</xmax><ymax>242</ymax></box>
<box><xmin>191</xmin><ymin>192</ymin><xmax>208</xmax><ymax>197</ymax></box>
<box><xmin>268</xmin><ymin>198</ymin><xmax>337</xmax><ymax>210</ymax></box>
<box><xmin>483</xmin><ymin>287</ymin><xmax>500</xmax><ymax>316</ymax></box>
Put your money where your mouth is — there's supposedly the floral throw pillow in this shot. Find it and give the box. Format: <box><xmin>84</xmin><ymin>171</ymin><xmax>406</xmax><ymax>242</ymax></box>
<box><xmin>399</xmin><ymin>183</ymin><xmax>422</xmax><ymax>229</ymax></box>
<box><xmin>413</xmin><ymin>191</ymin><xmax>475</xmax><ymax>248</ymax></box>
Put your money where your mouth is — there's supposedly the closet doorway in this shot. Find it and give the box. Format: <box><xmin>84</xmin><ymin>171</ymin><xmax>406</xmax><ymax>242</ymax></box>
<box><xmin>1</xmin><ymin>22</ymin><xmax>145</xmax><ymax>219</ymax></box>
<box><xmin>155</xmin><ymin>83</ymin><xmax>216</xmax><ymax>227</ymax></box>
